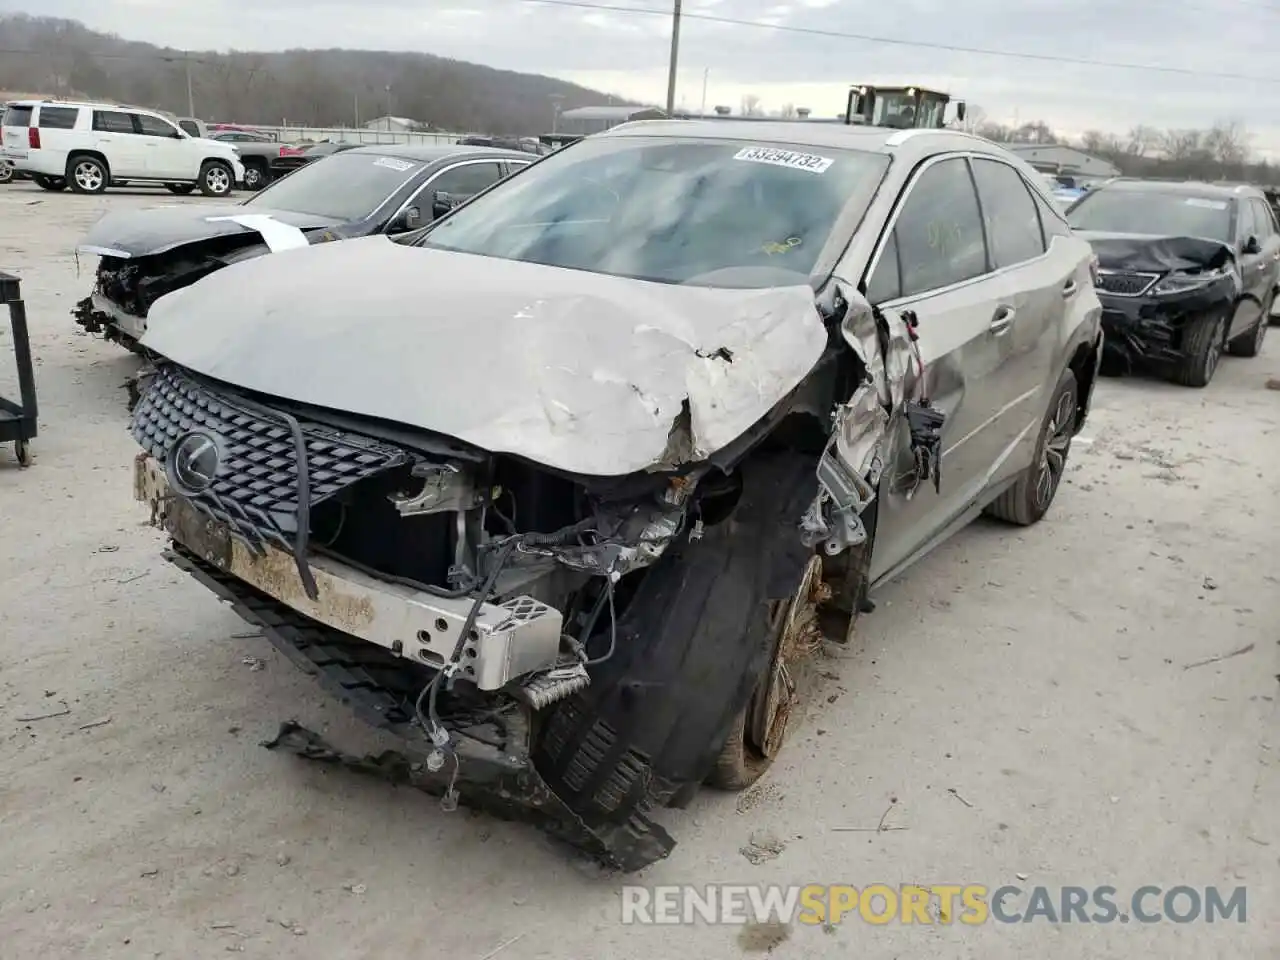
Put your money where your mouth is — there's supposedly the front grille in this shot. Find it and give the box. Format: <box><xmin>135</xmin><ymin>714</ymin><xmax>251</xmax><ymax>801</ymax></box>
<box><xmin>1095</xmin><ymin>270</ymin><xmax>1159</xmax><ymax>297</ymax></box>
<box><xmin>131</xmin><ymin>364</ymin><xmax>410</xmax><ymax>552</ymax></box>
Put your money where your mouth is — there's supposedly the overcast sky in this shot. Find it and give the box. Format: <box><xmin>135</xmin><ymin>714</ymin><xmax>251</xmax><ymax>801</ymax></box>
<box><xmin>11</xmin><ymin>0</ymin><xmax>1280</xmax><ymax>155</ymax></box>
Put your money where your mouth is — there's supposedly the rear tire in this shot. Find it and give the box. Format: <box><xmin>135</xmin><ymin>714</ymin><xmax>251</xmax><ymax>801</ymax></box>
<box><xmin>0</xmin><ymin>163</ymin><xmax>13</xmax><ymax>184</ymax></box>
<box><xmin>199</xmin><ymin>161</ymin><xmax>233</xmax><ymax>197</ymax></box>
<box><xmin>67</xmin><ymin>155</ymin><xmax>108</xmax><ymax>194</ymax></box>
<box><xmin>1173</xmin><ymin>309</ymin><xmax>1226</xmax><ymax>387</ymax></box>
<box><xmin>242</xmin><ymin>162</ymin><xmax>269</xmax><ymax>191</ymax></box>
<box><xmin>987</xmin><ymin>368</ymin><xmax>1078</xmax><ymax>526</ymax></box>
<box><xmin>165</xmin><ymin>183</ymin><xmax>196</xmax><ymax>196</ymax></box>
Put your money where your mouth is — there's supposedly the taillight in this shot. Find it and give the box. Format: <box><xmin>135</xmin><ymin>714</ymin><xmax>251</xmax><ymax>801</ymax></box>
<box><xmin>278</xmin><ymin>145</ymin><xmax>302</xmax><ymax>157</ymax></box>
<box><xmin>27</xmin><ymin>127</ymin><xmax>39</xmax><ymax>149</ymax></box>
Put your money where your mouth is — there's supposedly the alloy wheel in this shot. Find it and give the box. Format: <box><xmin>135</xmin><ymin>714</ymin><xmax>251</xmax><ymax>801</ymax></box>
<box><xmin>1203</xmin><ymin>317</ymin><xmax>1224</xmax><ymax>381</ymax></box>
<box><xmin>1255</xmin><ymin>315</ymin><xmax>1268</xmax><ymax>352</ymax></box>
<box><xmin>243</xmin><ymin>167</ymin><xmax>262</xmax><ymax>189</ymax></box>
<box><xmin>74</xmin><ymin>161</ymin><xmax>103</xmax><ymax>192</ymax></box>
<box><xmin>205</xmin><ymin>166</ymin><xmax>231</xmax><ymax>195</ymax></box>
<box><xmin>1034</xmin><ymin>388</ymin><xmax>1076</xmax><ymax>510</ymax></box>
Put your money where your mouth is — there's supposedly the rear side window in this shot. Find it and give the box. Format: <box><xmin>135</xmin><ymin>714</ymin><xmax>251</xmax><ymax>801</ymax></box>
<box><xmin>92</xmin><ymin>110</ymin><xmax>135</xmax><ymax>134</ymax></box>
<box><xmin>37</xmin><ymin>106</ymin><xmax>79</xmax><ymax>130</ymax></box>
<box><xmin>178</xmin><ymin>120</ymin><xmax>200</xmax><ymax>137</ymax></box>
<box><xmin>3</xmin><ymin>104</ymin><xmax>32</xmax><ymax>127</ymax></box>
<box><xmin>970</xmin><ymin>158</ymin><xmax>1045</xmax><ymax>268</ymax></box>
<box><xmin>893</xmin><ymin>157</ymin><xmax>988</xmax><ymax>298</ymax></box>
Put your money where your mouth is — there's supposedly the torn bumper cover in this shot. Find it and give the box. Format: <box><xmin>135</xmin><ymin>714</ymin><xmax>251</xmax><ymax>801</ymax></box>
<box><xmin>137</xmin><ymin>455</ymin><xmax>677</xmax><ymax>870</ymax></box>
<box><xmin>1080</xmin><ymin>233</ymin><xmax>1239</xmax><ymax>368</ymax></box>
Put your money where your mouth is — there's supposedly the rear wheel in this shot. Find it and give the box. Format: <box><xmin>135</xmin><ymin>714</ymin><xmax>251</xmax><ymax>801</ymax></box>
<box><xmin>1173</xmin><ymin>309</ymin><xmax>1226</xmax><ymax>387</ymax></box>
<box><xmin>199</xmin><ymin>161</ymin><xmax>233</xmax><ymax>197</ymax></box>
<box><xmin>987</xmin><ymin>368</ymin><xmax>1078</xmax><ymax>526</ymax></box>
<box><xmin>0</xmin><ymin>163</ymin><xmax>12</xmax><ymax>184</ymax></box>
<box><xmin>67</xmin><ymin>155</ymin><xmax>108</xmax><ymax>194</ymax></box>
<box><xmin>242</xmin><ymin>162</ymin><xmax>269</xmax><ymax>191</ymax></box>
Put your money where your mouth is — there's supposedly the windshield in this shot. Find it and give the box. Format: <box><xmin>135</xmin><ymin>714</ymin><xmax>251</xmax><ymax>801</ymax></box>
<box><xmin>1067</xmin><ymin>189</ymin><xmax>1234</xmax><ymax>243</ymax></box>
<box><xmin>246</xmin><ymin>151</ymin><xmax>421</xmax><ymax>220</ymax></box>
<box><xmin>417</xmin><ymin>136</ymin><xmax>889</xmax><ymax>287</ymax></box>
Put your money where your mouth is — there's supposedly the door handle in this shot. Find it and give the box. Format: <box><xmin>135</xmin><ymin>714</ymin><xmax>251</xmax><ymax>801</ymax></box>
<box><xmin>990</xmin><ymin>305</ymin><xmax>1016</xmax><ymax>334</ymax></box>
<box><xmin>1062</xmin><ymin>279</ymin><xmax>1078</xmax><ymax>298</ymax></box>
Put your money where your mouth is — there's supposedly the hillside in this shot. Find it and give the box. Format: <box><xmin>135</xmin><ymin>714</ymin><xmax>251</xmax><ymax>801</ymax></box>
<box><xmin>0</xmin><ymin>14</ymin><xmax>626</xmax><ymax>134</ymax></box>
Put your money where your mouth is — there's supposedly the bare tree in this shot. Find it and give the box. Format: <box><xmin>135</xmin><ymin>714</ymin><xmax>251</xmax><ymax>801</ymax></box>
<box><xmin>740</xmin><ymin>93</ymin><xmax>763</xmax><ymax>117</ymax></box>
<box><xmin>776</xmin><ymin>102</ymin><xmax>796</xmax><ymax>120</ymax></box>
<box><xmin>1012</xmin><ymin>120</ymin><xmax>1058</xmax><ymax>144</ymax></box>
<box><xmin>1203</xmin><ymin>119</ymin><xmax>1250</xmax><ymax>167</ymax></box>
<box><xmin>1160</xmin><ymin>129</ymin><xmax>1204</xmax><ymax>162</ymax></box>
<box><xmin>1124</xmin><ymin>125</ymin><xmax>1160</xmax><ymax>158</ymax></box>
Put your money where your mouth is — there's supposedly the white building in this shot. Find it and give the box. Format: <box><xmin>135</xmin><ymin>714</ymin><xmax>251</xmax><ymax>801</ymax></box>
<box><xmin>1006</xmin><ymin>144</ymin><xmax>1121</xmax><ymax>180</ymax></box>
<box><xmin>363</xmin><ymin>116</ymin><xmax>418</xmax><ymax>133</ymax></box>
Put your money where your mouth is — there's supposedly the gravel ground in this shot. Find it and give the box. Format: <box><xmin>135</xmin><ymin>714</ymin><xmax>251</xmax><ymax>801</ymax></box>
<box><xmin>0</xmin><ymin>182</ymin><xmax>1276</xmax><ymax>960</ymax></box>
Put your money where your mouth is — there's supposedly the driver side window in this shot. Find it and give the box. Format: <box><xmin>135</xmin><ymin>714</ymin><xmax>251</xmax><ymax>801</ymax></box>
<box><xmin>866</xmin><ymin>157</ymin><xmax>988</xmax><ymax>302</ymax></box>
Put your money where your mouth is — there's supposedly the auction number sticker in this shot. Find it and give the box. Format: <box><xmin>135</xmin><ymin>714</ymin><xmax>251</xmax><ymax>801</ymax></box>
<box><xmin>733</xmin><ymin>146</ymin><xmax>833</xmax><ymax>174</ymax></box>
<box><xmin>373</xmin><ymin>156</ymin><xmax>415</xmax><ymax>172</ymax></box>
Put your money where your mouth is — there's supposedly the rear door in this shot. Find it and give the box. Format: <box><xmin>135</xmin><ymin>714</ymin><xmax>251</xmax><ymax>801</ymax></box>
<box><xmin>91</xmin><ymin>109</ymin><xmax>147</xmax><ymax>178</ymax></box>
<box><xmin>967</xmin><ymin>157</ymin><xmax>1072</xmax><ymax>475</ymax></box>
<box><xmin>862</xmin><ymin>155</ymin><xmax>1008</xmax><ymax>582</ymax></box>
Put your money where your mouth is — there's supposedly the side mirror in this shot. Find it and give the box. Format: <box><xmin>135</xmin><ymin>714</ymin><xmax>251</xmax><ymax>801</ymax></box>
<box><xmin>390</xmin><ymin>206</ymin><xmax>422</xmax><ymax>233</ymax></box>
<box><xmin>955</xmin><ymin>101</ymin><xmax>967</xmax><ymax>122</ymax></box>
<box><xmin>1244</xmin><ymin>235</ymin><xmax>1261</xmax><ymax>255</ymax></box>
<box><xmin>432</xmin><ymin>191</ymin><xmax>463</xmax><ymax>219</ymax></box>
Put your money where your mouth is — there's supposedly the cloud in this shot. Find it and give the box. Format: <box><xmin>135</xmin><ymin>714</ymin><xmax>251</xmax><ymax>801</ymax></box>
<box><xmin>12</xmin><ymin>0</ymin><xmax>1280</xmax><ymax>153</ymax></box>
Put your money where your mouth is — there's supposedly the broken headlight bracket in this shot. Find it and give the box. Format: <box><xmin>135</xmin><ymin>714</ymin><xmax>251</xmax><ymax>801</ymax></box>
<box><xmin>800</xmin><ymin>442</ymin><xmax>880</xmax><ymax>557</ymax></box>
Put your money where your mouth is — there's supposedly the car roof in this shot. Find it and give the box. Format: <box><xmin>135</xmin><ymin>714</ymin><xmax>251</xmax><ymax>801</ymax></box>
<box><xmin>595</xmin><ymin>119</ymin><xmax>1011</xmax><ymax>161</ymax></box>
<box><xmin>345</xmin><ymin>143</ymin><xmax>532</xmax><ymax>162</ymax></box>
<box><xmin>1096</xmin><ymin>178</ymin><xmax>1261</xmax><ymax>201</ymax></box>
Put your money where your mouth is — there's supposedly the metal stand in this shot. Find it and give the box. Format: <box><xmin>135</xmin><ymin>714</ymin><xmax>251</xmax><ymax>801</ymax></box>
<box><xmin>0</xmin><ymin>271</ymin><xmax>37</xmax><ymax>467</ymax></box>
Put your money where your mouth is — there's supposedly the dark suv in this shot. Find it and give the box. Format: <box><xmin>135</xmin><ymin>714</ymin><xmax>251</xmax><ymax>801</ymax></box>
<box><xmin>1066</xmin><ymin>179</ymin><xmax>1278</xmax><ymax>386</ymax></box>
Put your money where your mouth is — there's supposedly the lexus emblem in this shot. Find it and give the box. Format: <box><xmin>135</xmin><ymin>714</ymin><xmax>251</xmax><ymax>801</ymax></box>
<box><xmin>168</xmin><ymin>431</ymin><xmax>223</xmax><ymax>495</ymax></box>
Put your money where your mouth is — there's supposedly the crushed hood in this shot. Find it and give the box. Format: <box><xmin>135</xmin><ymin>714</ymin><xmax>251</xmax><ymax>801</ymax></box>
<box><xmin>77</xmin><ymin>205</ymin><xmax>344</xmax><ymax>259</ymax></box>
<box><xmin>1075</xmin><ymin>231</ymin><xmax>1235</xmax><ymax>274</ymax></box>
<box><xmin>140</xmin><ymin>236</ymin><xmax>829</xmax><ymax>477</ymax></box>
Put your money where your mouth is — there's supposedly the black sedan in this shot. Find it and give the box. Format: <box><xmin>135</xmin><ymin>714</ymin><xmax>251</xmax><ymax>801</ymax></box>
<box><xmin>72</xmin><ymin>143</ymin><xmax>534</xmax><ymax>349</ymax></box>
<box><xmin>268</xmin><ymin>140</ymin><xmax>357</xmax><ymax>178</ymax></box>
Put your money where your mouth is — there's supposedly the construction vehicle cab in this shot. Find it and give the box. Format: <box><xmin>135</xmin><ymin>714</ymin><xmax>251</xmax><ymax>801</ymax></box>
<box><xmin>844</xmin><ymin>85</ymin><xmax>964</xmax><ymax>129</ymax></box>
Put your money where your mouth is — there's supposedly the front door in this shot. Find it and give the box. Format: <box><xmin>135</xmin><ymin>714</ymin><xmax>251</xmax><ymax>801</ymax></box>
<box><xmin>861</xmin><ymin>155</ymin><xmax>1015</xmax><ymax>583</ymax></box>
<box><xmin>132</xmin><ymin>113</ymin><xmax>192</xmax><ymax>180</ymax></box>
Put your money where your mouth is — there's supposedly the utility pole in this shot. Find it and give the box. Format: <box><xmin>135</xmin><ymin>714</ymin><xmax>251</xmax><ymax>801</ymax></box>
<box><xmin>185</xmin><ymin>54</ymin><xmax>195</xmax><ymax>118</ymax></box>
<box><xmin>664</xmin><ymin>0</ymin><xmax>682</xmax><ymax>116</ymax></box>
<box><xmin>700</xmin><ymin>67</ymin><xmax>708</xmax><ymax>117</ymax></box>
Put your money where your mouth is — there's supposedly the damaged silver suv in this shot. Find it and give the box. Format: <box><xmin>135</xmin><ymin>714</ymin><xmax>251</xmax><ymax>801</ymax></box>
<box><xmin>127</xmin><ymin>122</ymin><xmax>1103</xmax><ymax>870</ymax></box>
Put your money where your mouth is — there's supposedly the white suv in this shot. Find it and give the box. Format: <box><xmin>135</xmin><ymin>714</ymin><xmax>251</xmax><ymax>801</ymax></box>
<box><xmin>1</xmin><ymin>100</ymin><xmax>244</xmax><ymax>197</ymax></box>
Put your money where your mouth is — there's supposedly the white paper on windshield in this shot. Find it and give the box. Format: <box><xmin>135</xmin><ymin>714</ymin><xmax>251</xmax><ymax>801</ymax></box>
<box><xmin>205</xmin><ymin>214</ymin><xmax>309</xmax><ymax>252</ymax></box>
<box><xmin>1184</xmin><ymin>198</ymin><xmax>1228</xmax><ymax>210</ymax></box>
<box><xmin>373</xmin><ymin>156</ymin><xmax>415</xmax><ymax>172</ymax></box>
<box><xmin>733</xmin><ymin>146</ymin><xmax>832</xmax><ymax>174</ymax></box>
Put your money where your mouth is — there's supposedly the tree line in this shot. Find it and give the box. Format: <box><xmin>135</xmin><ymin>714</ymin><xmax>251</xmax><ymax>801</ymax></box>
<box><xmin>967</xmin><ymin>108</ymin><xmax>1270</xmax><ymax>184</ymax></box>
<box><xmin>0</xmin><ymin>14</ymin><xmax>618</xmax><ymax>135</ymax></box>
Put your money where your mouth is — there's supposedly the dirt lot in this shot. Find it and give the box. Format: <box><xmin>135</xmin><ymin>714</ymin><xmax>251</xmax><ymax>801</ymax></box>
<box><xmin>0</xmin><ymin>182</ymin><xmax>1276</xmax><ymax>960</ymax></box>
